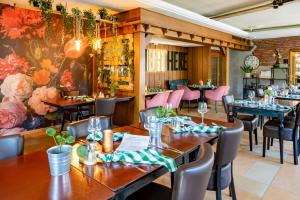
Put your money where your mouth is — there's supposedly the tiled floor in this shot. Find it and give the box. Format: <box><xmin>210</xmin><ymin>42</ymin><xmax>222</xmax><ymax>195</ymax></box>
<box><xmin>23</xmin><ymin>101</ymin><xmax>300</xmax><ymax>200</ymax></box>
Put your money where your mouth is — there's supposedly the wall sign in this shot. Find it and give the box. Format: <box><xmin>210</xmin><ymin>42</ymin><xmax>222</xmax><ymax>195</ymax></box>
<box><xmin>167</xmin><ymin>51</ymin><xmax>188</xmax><ymax>71</ymax></box>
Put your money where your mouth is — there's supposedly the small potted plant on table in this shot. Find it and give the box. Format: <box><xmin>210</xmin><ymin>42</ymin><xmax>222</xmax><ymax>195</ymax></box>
<box><xmin>241</xmin><ymin>65</ymin><xmax>253</xmax><ymax>78</ymax></box>
<box><xmin>46</xmin><ymin>128</ymin><xmax>75</xmax><ymax>176</ymax></box>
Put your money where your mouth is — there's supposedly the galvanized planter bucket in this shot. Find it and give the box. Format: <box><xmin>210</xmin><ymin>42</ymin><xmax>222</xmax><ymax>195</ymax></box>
<box><xmin>47</xmin><ymin>145</ymin><xmax>72</xmax><ymax>176</ymax></box>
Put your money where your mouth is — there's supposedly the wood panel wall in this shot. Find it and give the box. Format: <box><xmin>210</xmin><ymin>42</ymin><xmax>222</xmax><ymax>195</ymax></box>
<box><xmin>145</xmin><ymin>44</ymin><xmax>188</xmax><ymax>89</ymax></box>
<box><xmin>187</xmin><ymin>46</ymin><xmax>212</xmax><ymax>84</ymax></box>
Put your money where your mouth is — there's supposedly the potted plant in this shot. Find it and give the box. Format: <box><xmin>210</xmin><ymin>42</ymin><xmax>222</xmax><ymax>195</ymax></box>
<box><xmin>46</xmin><ymin>128</ymin><xmax>75</xmax><ymax>176</ymax></box>
<box><xmin>207</xmin><ymin>79</ymin><xmax>211</xmax><ymax>86</ymax></box>
<box><xmin>29</xmin><ymin>0</ymin><xmax>40</xmax><ymax>7</ymax></box>
<box><xmin>156</xmin><ymin>107</ymin><xmax>176</xmax><ymax>119</ymax></box>
<box><xmin>264</xmin><ymin>87</ymin><xmax>274</xmax><ymax>104</ymax></box>
<box><xmin>56</xmin><ymin>3</ymin><xmax>64</xmax><ymax>12</ymax></box>
<box><xmin>98</xmin><ymin>8</ymin><xmax>108</xmax><ymax>19</ymax></box>
<box><xmin>240</xmin><ymin>65</ymin><xmax>253</xmax><ymax>78</ymax></box>
<box><xmin>109</xmin><ymin>82</ymin><xmax>119</xmax><ymax>97</ymax></box>
<box><xmin>41</xmin><ymin>0</ymin><xmax>52</xmax><ymax>10</ymax></box>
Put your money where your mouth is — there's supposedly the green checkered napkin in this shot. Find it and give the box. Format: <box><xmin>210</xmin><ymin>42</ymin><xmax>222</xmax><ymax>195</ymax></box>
<box><xmin>97</xmin><ymin>149</ymin><xmax>177</xmax><ymax>172</ymax></box>
<box><xmin>174</xmin><ymin>124</ymin><xmax>223</xmax><ymax>134</ymax></box>
<box><xmin>286</xmin><ymin>95</ymin><xmax>300</xmax><ymax>99</ymax></box>
<box><xmin>158</xmin><ymin>116</ymin><xmax>192</xmax><ymax>124</ymax></box>
<box><xmin>86</xmin><ymin>132</ymin><xmax>125</xmax><ymax>142</ymax></box>
<box><xmin>262</xmin><ymin>104</ymin><xmax>291</xmax><ymax>111</ymax></box>
<box><xmin>234</xmin><ymin>100</ymin><xmax>258</xmax><ymax>105</ymax></box>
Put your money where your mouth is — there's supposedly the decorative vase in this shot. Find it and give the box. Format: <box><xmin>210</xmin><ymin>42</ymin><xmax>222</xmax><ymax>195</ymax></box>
<box><xmin>47</xmin><ymin>145</ymin><xmax>72</xmax><ymax>176</ymax></box>
<box><xmin>268</xmin><ymin>96</ymin><xmax>273</xmax><ymax>104</ymax></box>
<box><xmin>244</xmin><ymin>73</ymin><xmax>251</xmax><ymax>78</ymax></box>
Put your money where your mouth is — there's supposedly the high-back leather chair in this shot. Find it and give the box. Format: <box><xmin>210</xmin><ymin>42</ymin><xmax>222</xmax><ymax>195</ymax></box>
<box><xmin>0</xmin><ymin>135</ymin><xmax>24</xmax><ymax>160</ymax></box>
<box><xmin>139</xmin><ymin>107</ymin><xmax>159</xmax><ymax>123</ymax></box>
<box><xmin>95</xmin><ymin>98</ymin><xmax>116</xmax><ymax>127</ymax></box>
<box><xmin>207</xmin><ymin>119</ymin><xmax>244</xmax><ymax>200</ymax></box>
<box><xmin>223</xmin><ymin>95</ymin><xmax>259</xmax><ymax>151</ymax></box>
<box><xmin>67</xmin><ymin>117</ymin><xmax>110</xmax><ymax>139</ymax></box>
<box><xmin>126</xmin><ymin>143</ymin><xmax>214</xmax><ymax>200</ymax></box>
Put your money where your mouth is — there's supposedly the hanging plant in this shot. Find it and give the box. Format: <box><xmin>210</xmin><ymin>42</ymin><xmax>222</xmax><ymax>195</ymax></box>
<box><xmin>71</xmin><ymin>7</ymin><xmax>82</xmax><ymax>41</ymax></box>
<box><xmin>56</xmin><ymin>3</ymin><xmax>64</xmax><ymax>12</ymax></box>
<box><xmin>83</xmin><ymin>9</ymin><xmax>96</xmax><ymax>45</ymax></box>
<box><xmin>59</xmin><ymin>4</ymin><xmax>72</xmax><ymax>43</ymax></box>
<box><xmin>29</xmin><ymin>0</ymin><xmax>40</xmax><ymax>7</ymax></box>
<box><xmin>40</xmin><ymin>0</ymin><xmax>53</xmax><ymax>39</ymax></box>
<box><xmin>98</xmin><ymin>8</ymin><xmax>108</xmax><ymax>20</ymax></box>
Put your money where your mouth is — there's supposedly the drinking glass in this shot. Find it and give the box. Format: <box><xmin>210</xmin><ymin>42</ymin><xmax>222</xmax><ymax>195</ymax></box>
<box><xmin>198</xmin><ymin>102</ymin><xmax>208</xmax><ymax>125</ymax></box>
<box><xmin>248</xmin><ymin>90</ymin><xmax>255</xmax><ymax>101</ymax></box>
<box><xmin>88</xmin><ymin>117</ymin><xmax>99</xmax><ymax>142</ymax></box>
<box><xmin>148</xmin><ymin>120</ymin><xmax>163</xmax><ymax>148</ymax></box>
<box><xmin>144</xmin><ymin>115</ymin><xmax>156</xmax><ymax>130</ymax></box>
<box><xmin>172</xmin><ymin>117</ymin><xmax>181</xmax><ymax>130</ymax></box>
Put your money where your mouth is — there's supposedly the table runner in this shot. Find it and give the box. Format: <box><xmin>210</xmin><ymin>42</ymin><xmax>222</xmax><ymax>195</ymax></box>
<box><xmin>173</xmin><ymin>124</ymin><xmax>223</xmax><ymax>134</ymax></box>
<box><xmin>97</xmin><ymin>149</ymin><xmax>177</xmax><ymax>172</ymax></box>
<box><xmin>87</xmin><ymin>132</ymin><xmax>124</xmax><ymax>142</ymax></box>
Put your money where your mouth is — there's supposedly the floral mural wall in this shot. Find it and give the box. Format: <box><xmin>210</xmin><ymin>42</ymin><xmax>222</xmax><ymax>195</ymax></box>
<box><xmin>0</xmin><ymin>4</ymin><xmax>93</xmax><ymax>135</ymax></box>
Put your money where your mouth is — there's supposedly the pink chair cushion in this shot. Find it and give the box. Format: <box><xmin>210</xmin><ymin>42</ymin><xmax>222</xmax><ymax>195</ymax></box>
<box><xmin>167</xmin><ymin>90</ymin><xmax>184</xmax><ymax>109</ymax></box>
<box><xmin>205</xmin><ymin>86</ymin><xmax>230</xmax><ymax>101</ymax></box>
<box><xmin>178</xmin><ymin>85</ymin><xmax>200</xmax><ymax>101</ymax></box>
<box><xmin>146</xmin><ymin>92</ymin><xmax>170</xmax><ymax>108</ymax></box>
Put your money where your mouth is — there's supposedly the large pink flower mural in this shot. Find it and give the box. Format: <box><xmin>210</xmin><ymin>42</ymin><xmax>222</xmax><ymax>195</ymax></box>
<box><xmin>0</xmin><ymin>6</ymin><xmax>45</xmax><ymax>39</ymax></box>
<box><xmin>0</xmin><ymin>73</ymin><xmax>33</xmax><ymax>101</ymax></box>
<box><xmin>0</xmin><ymin>97</ymin><xmax>27</xmax><ymax>129</ymax></box>
<box><xmin>28</xmin><ymin>86</ymin><xmax>59</xmax><ymax>116</ymax></box>
<box><xmin>0</xmin><ymin>54</ymin><xmax>30</xmax><ymax>80</ymax></box>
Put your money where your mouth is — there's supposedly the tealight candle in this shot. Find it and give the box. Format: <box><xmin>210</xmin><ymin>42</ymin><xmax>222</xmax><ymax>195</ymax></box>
<box><xmin>103</xmin><ymin>130</ymin><xmax>113</xmax><ymax>153</ymax></box>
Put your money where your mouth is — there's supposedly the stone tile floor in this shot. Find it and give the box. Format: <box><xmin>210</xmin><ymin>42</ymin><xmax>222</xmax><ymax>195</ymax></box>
<box><xmin>24</xmin><ymin>102</ymin><xmax>300</xmax><ymax>200</ymax></box>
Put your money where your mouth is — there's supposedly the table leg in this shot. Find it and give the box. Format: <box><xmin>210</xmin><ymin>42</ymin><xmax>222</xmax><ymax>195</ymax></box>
<box><xmin>279</xmin><ymin>120</ymin><xmax>284</xmax><ymax>164</ymax></box>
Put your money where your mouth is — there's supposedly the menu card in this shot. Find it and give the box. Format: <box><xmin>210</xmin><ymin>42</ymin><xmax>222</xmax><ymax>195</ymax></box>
<box><xmin>116</xmin><ymin>134</ymin><xmax>150</xmax><ymax>152</ymax></box>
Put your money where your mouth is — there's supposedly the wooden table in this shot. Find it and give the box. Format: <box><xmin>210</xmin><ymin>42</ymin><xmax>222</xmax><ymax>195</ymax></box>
<box><xmin>188</xmin><ymin>85</ymin><xmax>216</xmax><ymax>102</ymax></box>
<box><xmin>0</xmin><ymin>117</ymin><xmax>233</xmax><ymax>200</ymax></box>
<box><xmin>229</xmin><ymin>100</ymin><xmax>299</xmax><ymax>164</ymax></box>
<box><xmin>0</xmin><ymin>151</ymin><xmax>115</xmax><ymax>200</ymax></box>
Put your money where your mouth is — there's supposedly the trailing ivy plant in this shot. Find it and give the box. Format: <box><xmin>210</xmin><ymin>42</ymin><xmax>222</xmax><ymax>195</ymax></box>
<box><xmin>83</xmin><ymin>9</ymin><xmax>96</xmax><ymax>45</ymax></box>
<box><xmin>98</xmin><ymin>8</ymin><xmax>108</xmax><ymax>19</ymax></box>
<box><xmin>40</xmin><ymin>0</ymin><xmax>53</xmax><ymax>39</ymax></box>
<box><xmin>59</xmin><ymin>4</ymin><xmax>72</xmax><ymax>43</ymax></box>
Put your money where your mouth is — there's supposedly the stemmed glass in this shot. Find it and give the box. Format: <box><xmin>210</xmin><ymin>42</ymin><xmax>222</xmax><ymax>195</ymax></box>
<box><xmin>248</xmin><ymin>90</ymin><xmax>255</xmax><ymax>102</ymax></box>
<box><xmin>88</xmin><ymin>117</ymin><xmax>101</xmax><ymax>143</ymax></box>
<box><xmin>198</xmin><ymin>102</ymin><xmax>208</xmax><ymax>125</ymax></box>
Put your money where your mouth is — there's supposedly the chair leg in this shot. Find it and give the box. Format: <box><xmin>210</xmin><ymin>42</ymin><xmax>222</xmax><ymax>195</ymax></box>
<box><xmin>279</xmin><ymin>137</ymin><xmax>284</xmax><ymax>164</ymax></box>
<box><xmin>249</xmin><ymin>130</ymin><xmax>253</xmax><ymax>151</ymax></box>
<box><xmin>215</xmin><ymin>101</ymin><xmax>218</xmax><ymax>113</ymax></box>
<box><xmin>262</xmin><ymin>136</ymin><xmax>266</xmax><ymax>157</ymax></box>
<box><xmin>293</xmin><ymin>139</ymin><xmax>299</xmax><ymax>165</ymax></box>
<box><xmin>254</xmin><ymin>128</ymin><xmax>258</xmax><ymax>145</ymax></box>
<box><xmin>230</xmin><ymin>164</ymin><xmax>237</xmax><ymax>200</ymax></box>
<box><xmin>271</xmin><ymin>138</ymin><xmax>274</xmax><ymax>146</ymax></box>
<box><xmin>267</xmin><ymin>138</ymin><xmax>270</xmax><ymax>150</ymax></box>
<box><xmin>215</xmin><ymin>170</ymin><xmax>222</xmax><ymax>200</ymax></box>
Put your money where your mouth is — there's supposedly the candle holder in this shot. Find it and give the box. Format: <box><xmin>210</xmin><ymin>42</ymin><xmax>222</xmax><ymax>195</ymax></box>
<box><xmin>103</xmin><ymin>130</ymin><xmax>113</xmax><ymax>153</ymax></box>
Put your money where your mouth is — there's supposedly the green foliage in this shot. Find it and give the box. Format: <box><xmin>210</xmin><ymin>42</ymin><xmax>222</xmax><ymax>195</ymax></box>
<box><xmin>98</xmin><ymin>8</ymin><xmax>108</xmax><ymax>19</ymax></box>
<box><xmin>71</xmin><ymin>7</ymin><xmax>82</xmax><ymax>16</ymax></box>
<box><xmin>40</xmin><ymin>0</ymin><xmax>53</xmax><ymax>39</ymax></box>
<box><xmin>83</xmin><ymin>9</ymin><xmax>96</xmax><ymax>45</ymax></box>
<box><xmin>264</xmin><ymin>89</ymin><xmax>273</xmax><ymax>96</ymax></box>
<box><xmin>45</xmin><ymin>128</ymin><xmax>75</xmax><ymax>147</ymax></box>
<box><xmin>240</xmin><ymin>65</ymin><xmax>254</xmax><ymax>73</ymax></box>
<box><xmin>156</xmin><ymin>107</ymin><xmax>177</xmax><ymax>118</ymax></box>
<box><xmin>77</xmin><ymin>145</ymin><xmax>87</xmax><ymax>158</ymax></box>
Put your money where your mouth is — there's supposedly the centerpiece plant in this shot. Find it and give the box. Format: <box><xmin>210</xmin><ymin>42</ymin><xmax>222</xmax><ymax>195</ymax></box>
<box><xmin>109</xmin><ymin>82</ymin><xmax>119</xmax><ymax>97</ymax></box>
<box><xmin>240</xmin><ymin>65</ymin><xmax>253</xmax><ymax>78</ymax></box>
<box><xmin>156</xmin><ymin>107</ymin><xmax>177</xmax><ymax>118</ymax></box>
<box><xmin>46</xmin><ymin>128</ymin><xmax>75</xmax><ymax>176</ymax></box>
<box><xmin>264</xmin><ymin>87</ymin><xmax>274</xmax><ymax>104</ymax></box>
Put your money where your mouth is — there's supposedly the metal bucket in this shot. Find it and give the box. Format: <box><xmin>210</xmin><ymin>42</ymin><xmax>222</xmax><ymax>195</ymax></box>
<box><xmin>47</xmin><ymin>145</ymin><xmax>72</xmax><ymax>176</ymax></box>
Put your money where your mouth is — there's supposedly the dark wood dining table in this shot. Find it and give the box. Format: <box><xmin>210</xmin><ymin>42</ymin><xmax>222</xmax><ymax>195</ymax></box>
<box><xmin>0</xmin><ymin>117</ymin><xmax>233</xmax><ymax>200</ymax></box>
<box><xmin>188</xmin><ymin>85</ymin><xmax>216</xmax><ymax>102</ymax></box>
<box><xmin>228</xmin><ymin>100</ymin><xmax>299</xmax><ymax>164</ymax></box>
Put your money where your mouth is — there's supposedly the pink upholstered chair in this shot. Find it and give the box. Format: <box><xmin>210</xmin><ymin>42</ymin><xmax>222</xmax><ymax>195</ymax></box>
<box><xmin>167</xmin><ymin>89</ymin><xmax>184</xmax><ymax>111</ymax></box>
<box><xmin>178</xmin><ymin>85</ymin><xmax>200</xmax><ymax>112</ymax></box>
<box><xmin>205</xmin><ymin>86</ymin><xmax>230</xmax><ymax>112</ymax></box>
<box><xmin>146</xmin><ymin>92</ymin><xmax>170</xmax><ymax>109</ymax></box>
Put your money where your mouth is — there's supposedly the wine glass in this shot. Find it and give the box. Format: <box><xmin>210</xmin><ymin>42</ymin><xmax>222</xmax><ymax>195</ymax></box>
<box><xmin>88</xmin><ymin>117</ymin><xmax>98</xmax><ymax>142</ymax></box>
<box><xmin>198</xmin><ymin>102</ymin><xmax>208</xmax><ymax>125</ymax></box>
<box><xmin>248</xmin><ymin>90</ymin><xmax>255</xmax><ymax>102</ymax></box>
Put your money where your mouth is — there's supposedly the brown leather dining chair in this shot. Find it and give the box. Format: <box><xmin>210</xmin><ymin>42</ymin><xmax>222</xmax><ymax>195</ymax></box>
<box><xmin>0</xmin><ymin>135</ymin><xmax>24</xmax><ymax>160</ymax></box>
<box><xmin>95</xmin><ymin>98</ymin><xmax>117</xmax><ymax>127</ymax></box>
<box><xmin>66</xmin><ymin>116</ymin><xmax>111</xmax><ymax>139</ymax></box>
<box><xmin>207</xmin><ymin>119</ymin><xmax>244</xmax><ymax>200</ymax></box>
<box><xmin>262</xmin><ymin>105</ymin><xmax>300</xmax><ymax>165</ymax></box>
<box><xmin>223</xmin><ymin>95</ymin><xmax>259</xmax><ymax>151</ymax></box>
<box><xmin>139</xmin><ymin>107</ymin><xmax>159</xmax><ymax>123</ymax></box>
<box><xmin>126</xmin><ymin>143</ymin><xmax>214</xmax><ymax>200</ymax></box>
